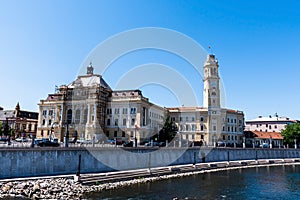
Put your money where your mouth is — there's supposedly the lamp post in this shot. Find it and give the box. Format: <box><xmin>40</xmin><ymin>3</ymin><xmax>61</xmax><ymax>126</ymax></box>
<box><xmin>294</xmin><ymin>139</ymin><xmax>297</xmax><ymax>149</ymax></box>
<box><xmin>134</xmin><ymin>126</ymin><xmax>137</xmax><ymax>147</ymax></box>
<box><xmin>213</xmin><ymin>135</ymin><xmax>216</xmax><ymax>147</ymax></box>
<box><xmin>64</xmin><ymin>122</ymin><xmax>73</xmax><ymax>148</ymax></box>
<box><xmin>65</xmin><ymin>122</ymin><xmax>69</xmax><ymax>147</ymax></box>
<box><xmin>243</xmin><ymin>136</ymin><xmax>246</xmax><ymax>149</ymax></box>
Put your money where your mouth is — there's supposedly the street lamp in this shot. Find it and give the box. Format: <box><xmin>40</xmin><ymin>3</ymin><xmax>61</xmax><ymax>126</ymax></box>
<box><xmin>294</xmin><ymin>139</ymin><xmax>297</xmax><ymax>149</ymax></box>
<box><xmin>213</xmin><ymin>135</ymin><xmax>216</xmax><ymax>147</ymax></box>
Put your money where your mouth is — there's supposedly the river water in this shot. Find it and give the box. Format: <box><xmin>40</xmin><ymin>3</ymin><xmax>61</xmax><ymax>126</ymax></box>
<box><xmin>85</xmin><ymin>164</ymin><xmax>300</xmax><ymax>200</ymax></box>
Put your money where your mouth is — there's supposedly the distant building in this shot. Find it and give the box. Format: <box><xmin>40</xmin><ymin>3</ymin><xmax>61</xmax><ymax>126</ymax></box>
<box><xmin>244</xmin><ymin>131</ymin><xmax>283</xmax><ymax>148</ymax></box>
<box><xmin>167</xmin><ymin>55</ymin><xmax>244</xmax><ymax>146</ymax></box>
<box><xmin>0</xmin><ymin>103</ymin><xmax>38</xmax><ymax>137</ymax></box>
<box><xmin>245</xmin><ymin>115</ymin><xmax>298</xmax><ymax>132</ymax></box>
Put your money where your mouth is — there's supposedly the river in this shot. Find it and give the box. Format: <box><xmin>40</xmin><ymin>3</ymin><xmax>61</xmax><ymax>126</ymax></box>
<box><xmin>85</xmin><ymin>164</ymin><xmax>300</xmax><ymax>200</ymax></box>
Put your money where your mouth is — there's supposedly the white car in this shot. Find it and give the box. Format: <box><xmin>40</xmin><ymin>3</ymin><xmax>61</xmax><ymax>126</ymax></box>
<box><xmin>15</xmin><ymin>137</ymin><xmax>28</xmax><ymax>142</ymax></box>
<box><xmin>260</xmin><ymin>143</ymin><xmax>270</xmax><ymax>148</ymax></box>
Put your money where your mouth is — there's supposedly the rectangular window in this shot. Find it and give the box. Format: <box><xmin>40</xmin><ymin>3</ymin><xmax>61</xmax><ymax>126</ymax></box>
<box><xmin>131</xmin><ymin>118</ymin><xmax>135</xmax><ymax>126</ymax></box>
<box><xmin>201</xmin><ymin>135</ymin><xmax>204</xmax><ymax>140</ymax></box>
<box><xmin>122</xmin><ymin>131</ymin><xmax>125</xmax><ymax>137</ymax></box>
<box><xmin>42</xmin><ymin>119</ymin><xmax>45</xmax><ymax>126</ymax></box>
<box><xmin>114</xmin><ymin>119</ymin><xmax>118</xmax><ymax>126</ymax></box>
<box><xmin>106</xmin><ymin>131</ymin><xmax>109</xmax><ymax>137</ymax></box>
<box><xmin>192</xmin><ymin>125</ymin><xmax>196</xmax><ymax>131</ymax></box>
<box><xmin>180</xmin><ymin>117</ymin><xmax>182</xmax><ymax>121</ymax></box>
<box><xmin>49</xmin><ymin>110</ymin><xmax>53</xmax><ymax>116</ymax></box>
<box><xmin>213</xmin><ymin>126</ymin><xmax>216</xmax><ymax>131</ymax></box>
<box><xmin>185</xmin><ymin>125</ymin><xmax>189</xmax><ymax>131</ymax></box>
<box><xmin>114</xmin><ymin>131</ymin><xmax>117</xmax><ymax>137</ymax></box>
<box><xmin>186</xmin><ymin>117</ymin><xmax>188</xmax><ymax>121</ymax></box>
<box><xmin>192</xmin><ymin>117</ymin><xmax>195</xmax><ymax>122</ymax></box>
<box><xmin>107</xmin><ymin>118</ymin><xmax>110</xmax><ymax>126</ymax></box>
<box><xmin>42</xmin><ymin>110</ymin><xmax>47</xmax><ymax>116</ymax></box>
<box><xmin>123</xmin><ymin>118</ymin><xmax>126</xmax><ymax>126</ymax></box>
<box><xmin>223</xmin><ymin>135</ymin><xmax>225</xmax><ymax>140</ymax></box>
<box><xmin>48</xmin><ymin>119</ymin><xmax>52</xmax><ymax>126</ymax></box>
<box><xmin>123</xmin><ymin>108</ymin><xmax>128</xmax><ymax>114</ymax></box>
<box><xmin>201</xmin><ymin>117</ymin><xmax>204</xmax><ymax>122</ymax></box>
<box><xmin>228</xmin><ymin>135</ymin><xmax>230</xmax><ymax>140</ymax></box>
<box><xmin>201</xmin><ymin>125</ymin><xmax>204</xmax><ymax>131</ymax></box>
<box><xmin>171</xmin><ymin>117</ymin><xmax>175</xmax><ymax>122</ymax></box>
<box><xmin>130</xmin><ymin>108</ymin><xmax>136</xmax><ymax>114</ymax></box>
<box><xmin>192</xmin><ymin>134</ymin><xmax>195</xmax><ymax>140</ymax></box>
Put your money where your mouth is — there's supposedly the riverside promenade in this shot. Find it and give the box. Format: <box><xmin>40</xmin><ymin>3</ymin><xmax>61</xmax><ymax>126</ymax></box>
<box><xmin>1</xmin><ymin>146</ymin><xmax>300</xmax><ymax>179</ymax></box>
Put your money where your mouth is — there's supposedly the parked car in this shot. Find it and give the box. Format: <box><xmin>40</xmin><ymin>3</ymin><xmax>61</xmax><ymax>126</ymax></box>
<box><xmin>76</xmin><ymin>138</ymin><xmax>92</xmax><ymax>144</ymax></box>
<box><xmin>0</xmin><ymin>137</ymin><xmax>8</xmax><ymax>142</ymax></box>
<box><xmin>37</xmin><ymin>138</ymin><xmax>60</xmax><ymax>147</ymax></box>
<box><xmin>260</xmin><ymin>143</ymin><xmax>270</xmax><ymax>148</ymax></box>
<box><xmin>123</xmin><ymin>141</ymin><xmax>134</xmax><ymax>147</ymax></box>
<box><xmin>15</xmin><ymin>137</ymin><xmax>28</xmax><ymax>142</ymax></box>
<box><xmin>217</xmin><ymin>141</ymin><xmax>225</xmax><ymax>147</ymax></box>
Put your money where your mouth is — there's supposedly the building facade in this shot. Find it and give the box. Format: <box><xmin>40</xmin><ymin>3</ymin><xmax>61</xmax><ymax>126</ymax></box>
<box><xmin>0</xmin><ymin>103</ymin><xmax>38</xmax><ymax>138</ymax></box>
<box><xmin>37</xmin><ymin>54</ymin><xmax>244</xmax><ymax>146</ymax></box>
<box><xmin>245</xmin><ymin>115</ymin><xmax>298</xmax><ymax>133</ymax></box>
<box><xmin>37</xmin><ymin>64</ymin><xmax>165</xmax><ymax>143</ymax></box>
<box><xmin>167</xmin><ymin>55</ymin><xmax>244</xmax><ymax>146</ymax></box>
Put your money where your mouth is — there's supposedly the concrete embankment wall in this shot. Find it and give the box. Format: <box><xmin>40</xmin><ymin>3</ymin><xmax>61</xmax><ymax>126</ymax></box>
<box><xmin>1</xmin><ymin>147</ymin><xmax>300</xmax><ymax>179</ymax></box>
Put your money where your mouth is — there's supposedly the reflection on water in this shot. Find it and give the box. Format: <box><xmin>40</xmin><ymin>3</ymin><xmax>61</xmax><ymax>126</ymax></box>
<box><xmin>85</xmin><ymin>165</ymin><xmax>300</xmax><ymax>200</ymax></box>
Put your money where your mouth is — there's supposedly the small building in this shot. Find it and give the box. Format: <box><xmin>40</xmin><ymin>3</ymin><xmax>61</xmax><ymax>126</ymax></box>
<box><xmin>245</xmin><ymin>115</ymin><xmax>298</xmax><ymax>132</ymax></box>
<box><xmin>244</xmin><ymin>131</ymin><xmax>283</xmax><ymax>148</ymax></box>
<box><xmin>0</xmin><ymin>103</ymin><xmax>38</xmax><ymax>138</ymax></box>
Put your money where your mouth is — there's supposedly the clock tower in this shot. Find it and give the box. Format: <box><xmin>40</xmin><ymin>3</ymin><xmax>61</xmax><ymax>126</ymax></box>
<box><xmin>203</xmin><ymin>54</ymin><xmax>220</xmax><ymax>109</ymax></box>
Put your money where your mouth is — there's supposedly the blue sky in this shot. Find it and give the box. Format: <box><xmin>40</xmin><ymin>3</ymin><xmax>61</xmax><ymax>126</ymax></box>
<box><xmin>0</xmin><ymin>0</ymin><xmax>299</xmax><ymax>120</ymax></box>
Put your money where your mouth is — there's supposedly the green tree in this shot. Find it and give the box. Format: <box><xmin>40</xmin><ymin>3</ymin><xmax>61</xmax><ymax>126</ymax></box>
<box><xmin>281</xmin><ymin>123</ymin><xmax>300</xmax><ymax>146</ymax></box>
<box><xmin>158</xmin><ymin>115</ymin><xmax>178</xmax><ymax>142</ymax></box>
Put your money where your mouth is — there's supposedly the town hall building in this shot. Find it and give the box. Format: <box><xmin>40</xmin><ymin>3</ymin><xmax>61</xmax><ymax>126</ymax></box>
<box><xmin>36</xmin><ymin>54</ymin><xmax>244</xmax><ymax>146</ymax></box>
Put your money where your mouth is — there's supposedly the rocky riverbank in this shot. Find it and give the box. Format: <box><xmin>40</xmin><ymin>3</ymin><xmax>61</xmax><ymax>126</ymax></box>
<box><xmin>1</xmin><ymin>161</ymin><xmax>300</xmax><ymax>199</ymax></box>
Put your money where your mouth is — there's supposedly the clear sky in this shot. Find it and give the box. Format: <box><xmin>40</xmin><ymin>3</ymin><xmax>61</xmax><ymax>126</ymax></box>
<box><xmin>0</xmin><ymin>0</ymin><xmax>299</xmax><ymax>120</ymax></box>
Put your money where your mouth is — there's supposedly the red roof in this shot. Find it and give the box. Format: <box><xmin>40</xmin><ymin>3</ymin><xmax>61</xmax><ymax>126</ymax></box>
<box><xmin>252</xmin><ymin>131</ymin><xmax>283</xmax><ymax>140</ymax></box>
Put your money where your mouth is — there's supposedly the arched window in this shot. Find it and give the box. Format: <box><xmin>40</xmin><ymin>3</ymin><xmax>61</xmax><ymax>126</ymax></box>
<box><xmin>75</xmin><ymin>110</ymin><xmax>80</xmax><ymax>124</ymax></box>
<box><xmin>67</xmin><ymin>109</ymin><xmax>72</xmax><ymax>124</ymax></box>
<box><xmin>83</xmin><ymin>109</ymin><xmax>88</xmax><ymax>124</ymax></box>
